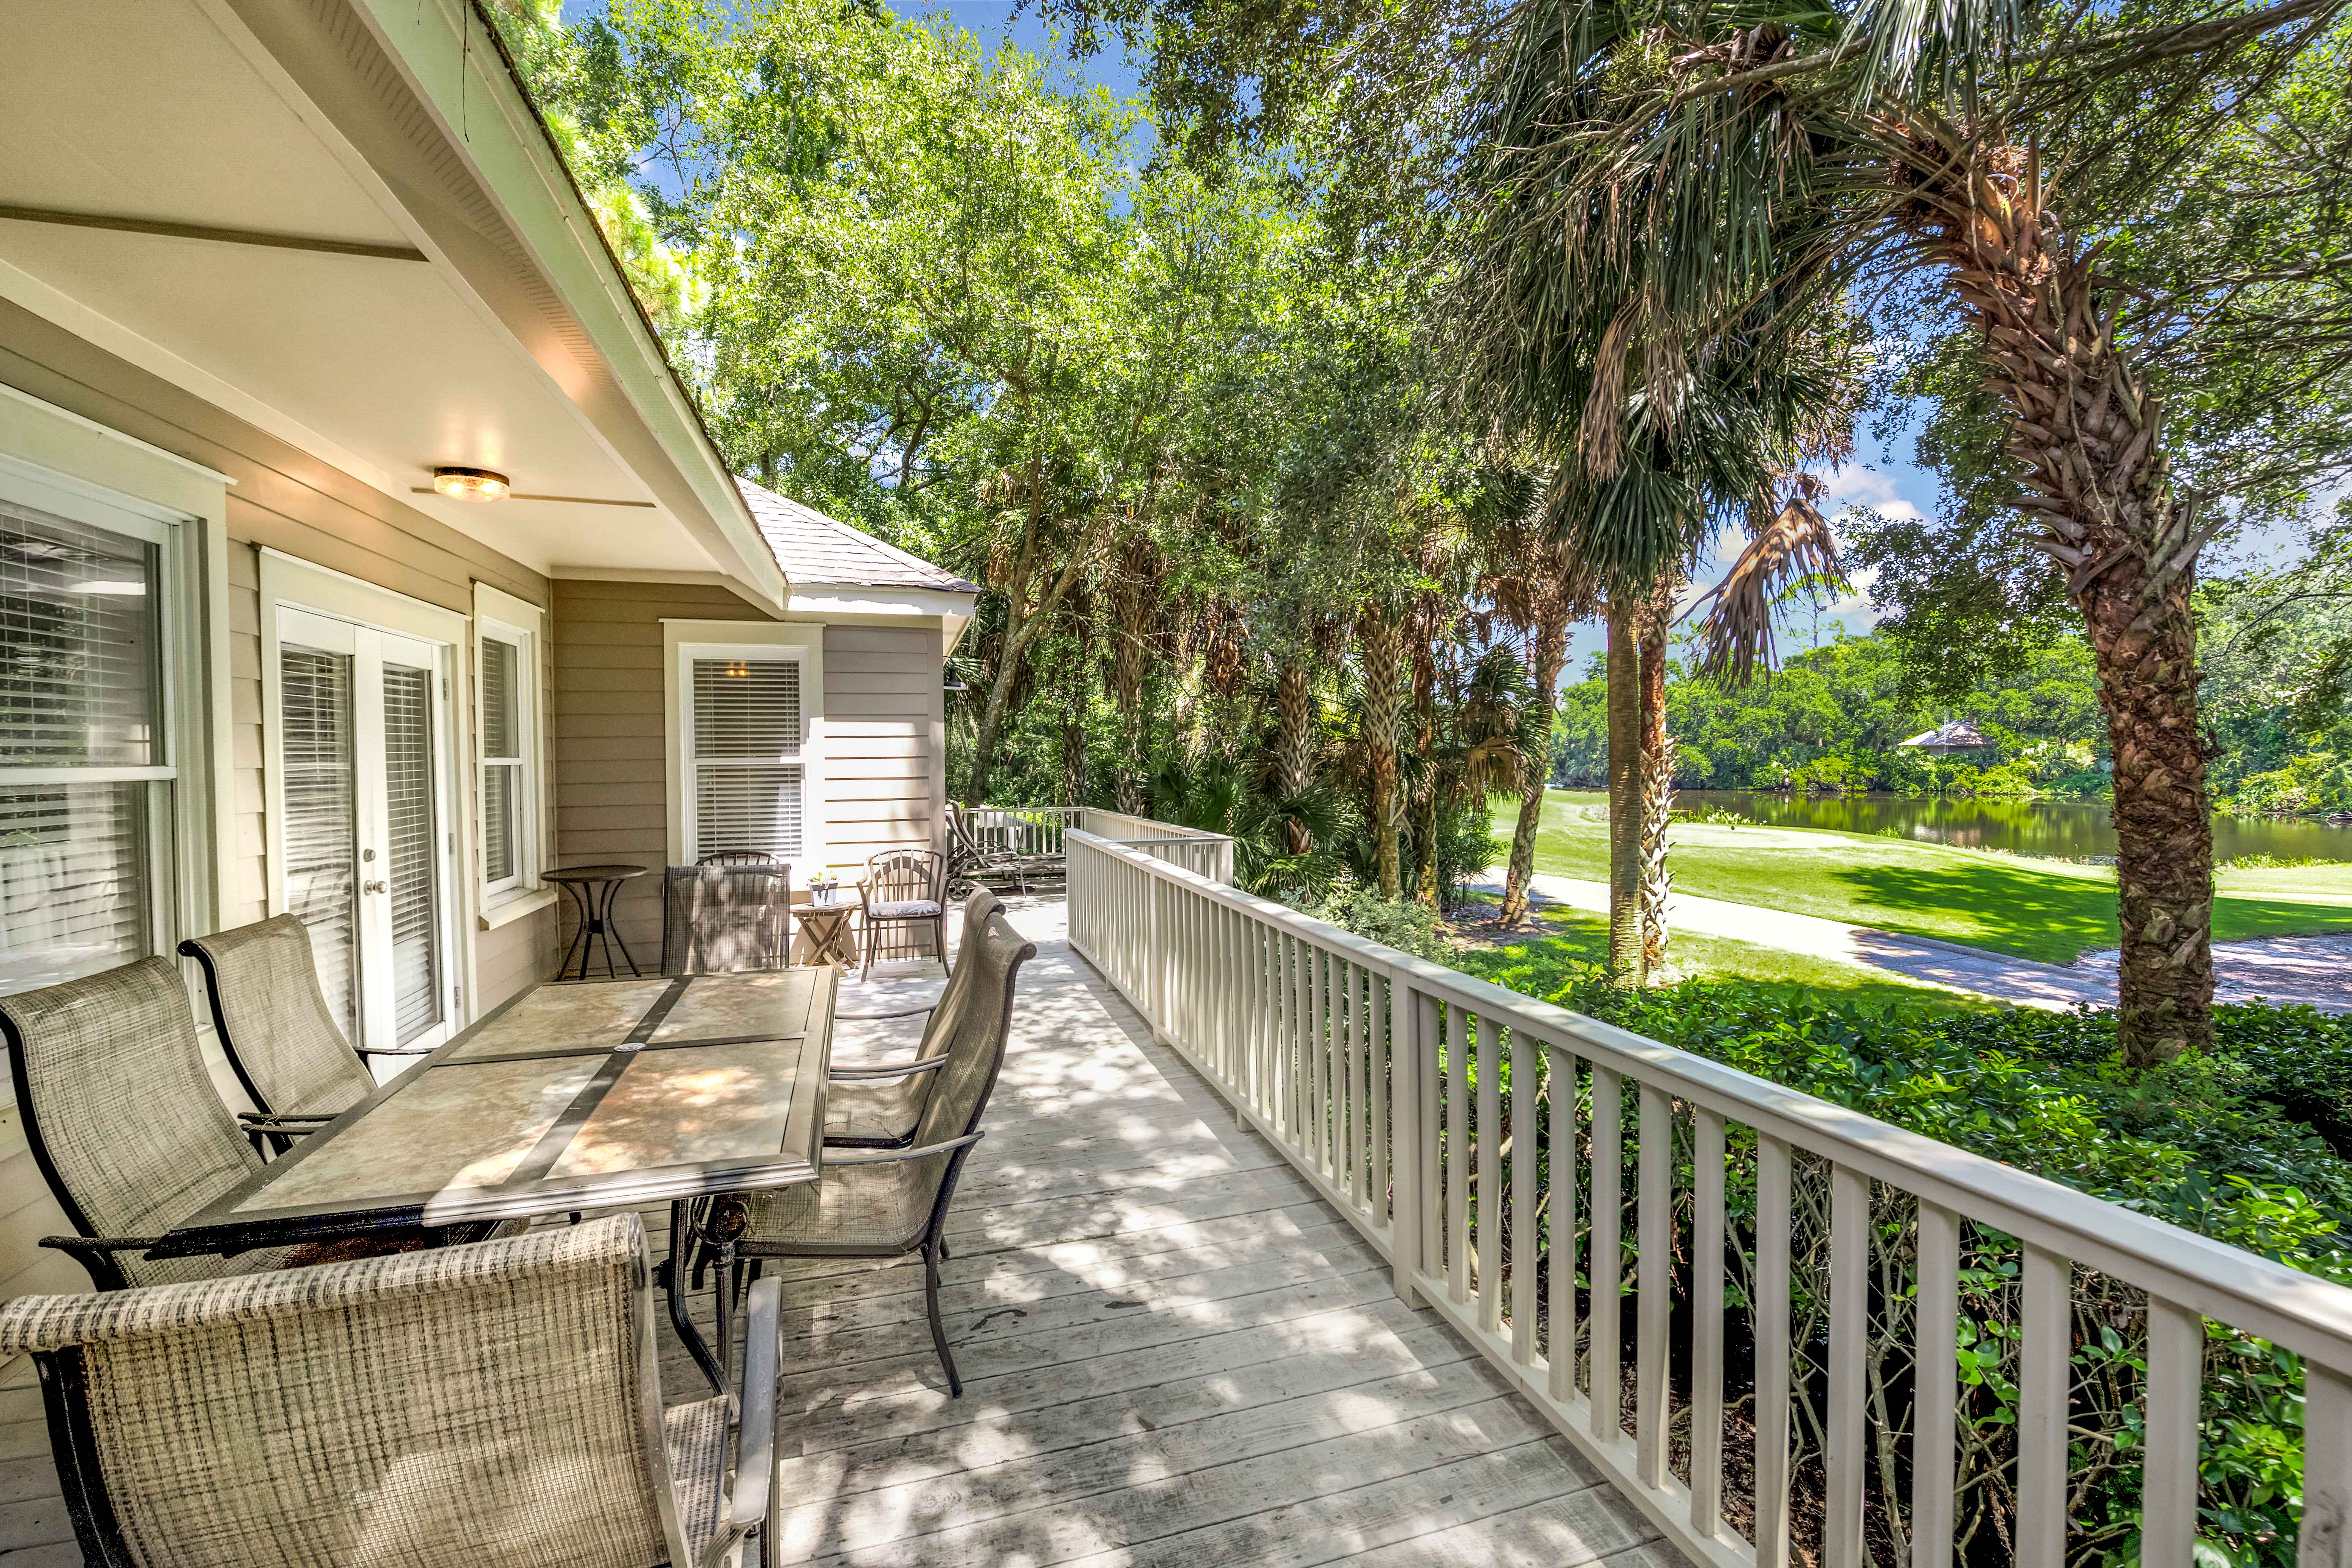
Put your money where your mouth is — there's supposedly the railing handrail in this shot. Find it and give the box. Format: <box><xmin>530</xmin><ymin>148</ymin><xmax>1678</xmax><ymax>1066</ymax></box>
<box><xmin>1062</xmin><ymin>828</ymin><xmax>2352</xmax><ymax>1372</ymax></box>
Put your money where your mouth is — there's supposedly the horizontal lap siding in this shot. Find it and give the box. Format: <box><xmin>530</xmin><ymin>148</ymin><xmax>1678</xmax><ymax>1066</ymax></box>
<box><xmin>549</xmin><ymin>586</ymin><xmax>948</xmax><ymax>958</ymax></box>
<box><xmin>0</xmin><ymin>302</ymin><xmax>555</xmax><ymax>1313</ymax></box>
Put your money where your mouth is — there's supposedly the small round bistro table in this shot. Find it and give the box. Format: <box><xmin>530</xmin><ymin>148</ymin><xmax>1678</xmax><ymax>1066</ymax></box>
<box><xmin>544</xmin><ymin>863</ymin><xmax>649</xmax><ymax>980</ymax></box>
<box><xmin>797</xmin><ymin>902</ymin><xmax>858</xmax><ymax>969</ymax></box>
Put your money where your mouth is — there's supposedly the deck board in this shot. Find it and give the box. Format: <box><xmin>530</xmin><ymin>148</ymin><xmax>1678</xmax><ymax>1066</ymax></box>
<box><xmin>0</xmin><ymin>897</ymin><xmax>1681</xmax><ymax>1568</ymax></box>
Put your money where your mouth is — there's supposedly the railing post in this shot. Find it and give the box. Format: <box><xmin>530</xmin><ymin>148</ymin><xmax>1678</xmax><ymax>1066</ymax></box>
<box><xmin>1386</xmin><ymin>973</ymin><xmax>1423</xmax><ymax>1308</ymax></box>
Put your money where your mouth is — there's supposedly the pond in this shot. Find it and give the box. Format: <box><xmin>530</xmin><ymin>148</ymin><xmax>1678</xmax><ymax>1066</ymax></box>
<box><xmin>1548</xmin><ymin>788</ymin><xmax>2352</xmax><ymax>863</ymax></box>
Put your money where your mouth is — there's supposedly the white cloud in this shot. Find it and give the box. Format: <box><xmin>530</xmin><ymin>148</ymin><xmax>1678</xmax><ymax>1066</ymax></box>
<box><xmin>1820</xmin><ymin>465</ymin><xmax>1927</xmax><ymax>523</ymax></box>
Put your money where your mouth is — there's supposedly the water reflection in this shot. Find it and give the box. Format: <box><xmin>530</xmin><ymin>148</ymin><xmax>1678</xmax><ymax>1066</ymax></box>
<box><xmin>1549</xmin><ymin>789</ymin><xmax>2352</xmax><ymax>862</ymax></box>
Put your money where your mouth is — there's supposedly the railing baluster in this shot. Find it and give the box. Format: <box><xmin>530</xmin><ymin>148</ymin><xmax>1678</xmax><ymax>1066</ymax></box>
<box><xmin>1826</xmin><ymin>1162</ymin><xmax>1868</xmax><ymax>1568</ymax></box>
<box><xmin>2142</xmin><ymin>1296</ymin><xmax>2202</xmax><ymax>1568</ymax></box>
<box><xmin>2018</xmin><ymin>1244</ymin><xmax>2071</xmax><ymax>1568</ymax></box>
<box><xmin>1511</xmin><ymin>1025</ymin><xmax>1538</xmax><ymax>1365</ymax></box>
<box><xmin>1347</xmin><ymin>960</ymin><xmax>1366</xmax><ymax>1208</ymax></box>
<box><xmin>1447</xmin><ymin>1002</ymin><xmax>1470</xmax><ymax>1305</ymax></box>
<box><xmin>1590</xmin><ymin>1065</ymin><xmax>1622</xmax><ymax>1445</ymax></box>
<box><xmin>2302</xmin><ymin>1363</ymin><xmax>2352</xmax><ymax>1568</ymax></box>
<box><xmin>1546</xmin><ymin>1043</ymin><xmax>1577</xmax><ymax>1405</ymax></box>
<box><xmin>1756</xmin><ymin>1133</ymin><xmax>1792</xmax><ymax>1568</ymax></box>
<box><xmin>1913</xmin><ymin>1200</ymin><xmax>1959</xmax><ymax>1568</ymax></box>
<box><xmin>1690</xmin><ymin>1107</ymin><xmax>1726</xmax><ymax>1539</ymax></box>
<box><xmin>1637</xmin><ymin>1082</ymin><xmax>1671</xmax><ymax>1489</ymax></box>
<box><xmin>1309</xmin><ymin>945</ymin><xmax>1328</xmax><ymax>1174</ymax></box>
<box><xmin>1371</xmin><ymin>971</ymin><xmax>1391</xmax><ymax>1231</ymax></box>
<box><xmin>1419</xmin><ymin>989</ymin><xmax>1442</xmax><ymax>1293</ymax></box>
<box><xmin>1386</xmin><ymin>975</ymin><xmax>1422</xmax><ymax>1305</ymax></box>
<box><xmin>1478</xmin><ymin>1012</ymin><xmax>1502</xmax><ymax>1336</ymax></box>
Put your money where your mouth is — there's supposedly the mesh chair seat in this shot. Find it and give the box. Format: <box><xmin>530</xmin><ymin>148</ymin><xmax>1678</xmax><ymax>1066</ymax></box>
<box><xmin>0</xmin><ymin>1214</ymin><xmax>778</xmax><ymax>1568</ymax></box>
<box><xmin>0</xmin><ymin>957</ymin><xmax>294</xmax><ymax>1290</ymax></box>
<box><xmin>824</xmin><ymin>1075</ymin><xmax>926</xmax><ymax>1145</ymax></box>
<box><xmin>180</xmin><ymin>915</ymin><xmax>377</xmax><ymax>1119</ymax></box>
<box><xmin>662</xmin><ymin>863</ymin><xmax>792</xmax><ymax>976</ymax></box>
<box><xmin>743</xmin><ymin>1155</ymin><xmax>942</xmax><ymax>1255</ymax></box>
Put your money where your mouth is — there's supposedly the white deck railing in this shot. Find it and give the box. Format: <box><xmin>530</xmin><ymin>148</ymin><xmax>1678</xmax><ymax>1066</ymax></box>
<box><xmin>967</xmin><ymin>805</ymin><xmax>1235</xmax><ymax>885</ymax></box>
<box><xmin>1064</xmin><ymin>828</ymin><xmax>2352</xmax><ymax>1568</ymax></box>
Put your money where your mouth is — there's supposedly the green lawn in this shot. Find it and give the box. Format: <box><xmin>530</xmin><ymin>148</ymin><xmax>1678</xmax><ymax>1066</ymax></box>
<box><xmin>1460</xmin><ymin>906</ymin><xmax>1989</xmax><ymax>1010</ymax></box>
<box><xmin>1494</xmin><ymin>792</ymin><xmax>2352</xmax><ymax>964</ymax></box>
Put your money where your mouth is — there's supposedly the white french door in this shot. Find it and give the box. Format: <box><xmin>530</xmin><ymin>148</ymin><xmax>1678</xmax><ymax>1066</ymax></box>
<box><xmin>277</xmin><ymin>606</ymin><xmax>458</xmax><ymax>1056</ymax></box>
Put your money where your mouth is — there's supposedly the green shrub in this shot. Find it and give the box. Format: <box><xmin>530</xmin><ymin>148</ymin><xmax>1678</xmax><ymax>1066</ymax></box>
<box><xmin>1293</xmin><ymin>882</ymin><xmax>1457</xmax><ymax>963</ymax></box>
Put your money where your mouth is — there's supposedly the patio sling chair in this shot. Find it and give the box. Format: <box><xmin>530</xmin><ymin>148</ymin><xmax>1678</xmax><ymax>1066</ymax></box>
<box><xmin>945</xmin><ymin>802</ymin><xmax>1058</xmax><ymax>897</ymax></box>
<box><xmin>857</xmin><ymin>846</ymin><xmax>949</xmax><ymax>980</ymax></box>
<box><xmin>0</xmin><ymin>1213</ymin><xmax>782</xmax><ymax>1568</ymax></box>
<box><xmin>662</xmin><ymin>861</ymin><xmax>793</xmax><ymax>976</ymax></box>
<box><xmin>0</xmin><ymin>956</ymin><xmax>295</xmax><ymax>1290</ymax></box>
<box><xmin>825</xmin><ymin>887</ymin><xmax>1001</xmax><ymax>1149</ymax></box>
<box><xmin>180</xmin><ymin>914</ymin><xmax>429</xmax><ymax>1150</ymax></box>
<box><xmin>729</xmin><ymin>900</ymin><xmax>1035</xmax><ymax>1396</ymax></box>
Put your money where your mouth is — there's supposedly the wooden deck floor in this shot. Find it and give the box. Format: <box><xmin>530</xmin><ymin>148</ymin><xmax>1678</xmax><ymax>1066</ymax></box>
<box><xmin>0</xmin><ymin>898</ymin><xmax>1682</xmax><ymax>1567</ymax></box>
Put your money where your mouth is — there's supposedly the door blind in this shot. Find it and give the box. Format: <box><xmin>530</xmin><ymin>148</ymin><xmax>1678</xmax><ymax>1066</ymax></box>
<box><xmin>690</xmin><ymin>657</ymin><xmax>802</xmax><ymax>860</ymax></box>
<box><xmin>383</xmin><ymin>664</ymin><xmax>441</xmax><ymax>1045</ymax></box>
<box><xmin>281</xmin><ymin>646</ymin><xmax>358</xmax><ymax>1041</ymax></box>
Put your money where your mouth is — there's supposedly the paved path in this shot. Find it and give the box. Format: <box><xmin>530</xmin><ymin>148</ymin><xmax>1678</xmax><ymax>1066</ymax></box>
<box><xmin>1476</xmin><ymin>869</ymin><xmax>2352</xmax><ymax>1013</ymax></box>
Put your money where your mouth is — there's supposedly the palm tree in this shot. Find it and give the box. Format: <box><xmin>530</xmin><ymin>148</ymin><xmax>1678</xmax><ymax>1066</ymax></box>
<box><xmin>1467</xmin><ymin>0</ymin><xmax>2335</xmax><ymax>1062</ymax></box>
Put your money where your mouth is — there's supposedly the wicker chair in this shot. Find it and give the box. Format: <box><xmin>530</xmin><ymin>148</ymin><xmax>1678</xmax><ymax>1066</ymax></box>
<box><xmin>733</xmin><ymin>900</ymin><xmax>1034</xmax><ymax>1396</ymax></box>
<box><xmin>179</xmin><ymin>915</ymin><xmax>429</xmax><ymax>1149</ymax></box>
<box><xmin>661</xmin><ymin>862</ymin><xmax>792</xmax><ymax>976</ymax></box>
<box><xmin>826</xmin><ymin>888</ymin><xmax>1002</xmax><ymax>1149</ymax></box>
<box><xmin>857</xmin><ymin>847</ymin><xmax>949</xmax><ymax>980</ymax></box>
<box><xmin>0</xmin><ymin>957</ymin><xmax>291</xmax><ymax>1290</ymax></box>
<box><xmin>0</xmin><ymin>1214</ymin><xmax>779</xmax><ymax>1568</ymax></box>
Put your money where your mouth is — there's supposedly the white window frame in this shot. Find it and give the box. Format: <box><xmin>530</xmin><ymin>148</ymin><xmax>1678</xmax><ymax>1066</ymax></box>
<box><xmin>0</xmin><ymin>423</ymin><xmax>223</xmax><ymax>985</ymax></box>
<box><xmin>473</xmin><ymin>583</ymin><xmax>548</xmax><ymax>926</ymax></box>
<box><xmin>662</xmin><ymin>620</ymin><xmax>826</xmax><ymax>879</ymax></box>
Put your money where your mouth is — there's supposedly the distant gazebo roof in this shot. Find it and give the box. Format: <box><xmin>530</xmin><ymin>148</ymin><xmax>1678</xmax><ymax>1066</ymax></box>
<box><xmin>1897</xmin><ymin>720</ymin><xmax>1992</xmax><ymax>755</ymax></box>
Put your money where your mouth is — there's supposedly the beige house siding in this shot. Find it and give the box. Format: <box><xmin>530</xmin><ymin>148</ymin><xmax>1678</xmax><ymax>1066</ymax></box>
<box><xmin>0</xmin><ymin>300</ymin><xmax>558</xmax><ymax>1307</ymax></box>
<box><xmin>550</xmin><ymin>580</ymin><xmax>950</xmax><ymax>960</ymax></box>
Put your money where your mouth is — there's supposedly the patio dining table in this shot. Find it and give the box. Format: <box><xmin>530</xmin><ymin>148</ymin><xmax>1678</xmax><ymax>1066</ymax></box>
<box><xmin>155</xmin><ymin>967</ymin><xmax>837</xmax><ymax>1388</ymax></box>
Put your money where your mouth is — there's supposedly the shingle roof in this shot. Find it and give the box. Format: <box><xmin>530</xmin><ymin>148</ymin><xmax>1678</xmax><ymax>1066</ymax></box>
<box><xmin>1897</xmin><ymin>720</ymin><xmax>1992</xmax><ymax>750</ymax></box>
<box><xmin>734</xmin><ymin>478</ymin><xmax>978</xmax><ymax>595</ymax></box>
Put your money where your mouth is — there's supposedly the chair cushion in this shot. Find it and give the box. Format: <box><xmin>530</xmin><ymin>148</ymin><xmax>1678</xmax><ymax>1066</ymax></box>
<box><xmin>868</xmin><ymin>899</ymin><xmax>943</xmax><ymax>920</ymax></box>
<box><xmin>664</xmin><ymin>1395</ymin><xmax>730</xmax><ymax>1563</ymax></box>
<box><xmin>826</xmin><ymin>1074</ymin><xmax>928</xmax><ymax>1144</ymax></box>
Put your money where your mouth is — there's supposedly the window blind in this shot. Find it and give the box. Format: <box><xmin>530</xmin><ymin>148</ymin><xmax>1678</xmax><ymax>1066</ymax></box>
<box><xmin>0</xmin><ymin>784</ymin><xmax>149</xmax><ymax>993</ymax></box>
<box><xmin>481</xmin><ymin>637</ymin><xmax>521</xmax><ymax>885</ymax></box>
<box><xmin>280</xmin><ymin>646</ymin><xmax>358</xmax><ymax>1042</ymax></box>
<box><xmin>0</xmin><ymin>503</ymin><xmax>160</xmax><ymax>767</ymax></box>
<box><xmin>383</xmin><ymin>664</ymin><xmax>441</xmax><ymax>1045</ymax></box>
<box><xmin>689</xmin><ymin>656</ymin><xmax>802</xmax><ymax>861</ymax></box>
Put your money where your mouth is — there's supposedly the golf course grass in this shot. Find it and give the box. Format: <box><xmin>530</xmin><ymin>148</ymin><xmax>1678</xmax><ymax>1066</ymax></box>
<box><xmin>1460</xmin><ymin>906</ymin><xmax>1989</xmax><ymax>1010</ymax></box>
<box><xmin>1494</xmin><ymin>791</ymin><xmax>2352</xmax><ymax>964</ymax></box>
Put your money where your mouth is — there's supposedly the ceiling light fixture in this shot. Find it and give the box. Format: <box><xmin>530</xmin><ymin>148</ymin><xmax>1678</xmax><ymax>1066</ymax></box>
<box><xmin>431</xmin><ymin>466</ymin><xmax>510</xmax><ymax>503</ymax></box>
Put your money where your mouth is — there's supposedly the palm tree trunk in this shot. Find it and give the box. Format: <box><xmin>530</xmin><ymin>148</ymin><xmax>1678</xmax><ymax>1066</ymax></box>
<box><xmin>1502</xmin><ymin>613</ymin><xmax>1570</xmax><ymax>926</ymax></box>
<box><xmin>1638</xmin><ymin>588</ymin><xmax>1675</xmax><ymax>974</ymax></box>
<box><xmin>1413</xmin><ymin>648</ymin><xmax>1440</xmax><ymax>909</ymax></box>
<box><xmin>1606</xmin><ymin>598</ymin><xmax>1643</xmax><ymax>982</ymax></box>
<box><xmin>1914</xmin><ymin>130</ymin><xmax>2216</xmax><ymax>1066</ymax></box>
<box><xmin>1274</xmin><ymin>663</ymin><xmax>1316</xmax><ymax>855</ymax></box>
<box><xmin>1359</xmin><ymin>610</ymin><xmax>1407</xmax><ymax>899</ymax></box>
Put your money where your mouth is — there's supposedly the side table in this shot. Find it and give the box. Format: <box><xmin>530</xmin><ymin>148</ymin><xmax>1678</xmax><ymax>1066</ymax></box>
<box><xmin>545</xmin><ymin>864</ymin><xmax>649</xmax><ymax>979</ymax></box>
<box><xmin>798</xmin><ymin>903</ymin><xmax>857</xmax><ymax>968</ymax></box>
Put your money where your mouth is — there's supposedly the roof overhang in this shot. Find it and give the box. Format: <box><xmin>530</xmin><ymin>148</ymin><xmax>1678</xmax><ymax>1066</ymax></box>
<box><xmin>789</xmin><ymin>581</ymin><xmax>978</xmax><ymax>651</ymax></box>
<box><xmin>0</xmin><ymin>0</ymin><xmax>785</xmax><ymax>610</ymax></box>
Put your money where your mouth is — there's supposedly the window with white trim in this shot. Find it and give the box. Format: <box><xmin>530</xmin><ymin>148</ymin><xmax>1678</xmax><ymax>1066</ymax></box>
<box><xmin>682</xmin><ymin>651</ymin><xmax>805</xmax><ymax>862</ymax></box>
<box><xmin>0</xmin><ymin>497</ymin><xmax>175</xmax><ymax>994</ymax></box>
<box><xmin>475</xmin><ymin>609</ymin><xmax>540</xmax><ymax>903</ymax></box>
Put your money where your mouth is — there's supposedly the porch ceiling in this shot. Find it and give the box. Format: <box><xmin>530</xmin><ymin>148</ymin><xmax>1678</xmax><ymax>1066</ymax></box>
<box><xmin>0</xmin><ymin>0</ymin><xmax>780</xmax><ymax>601</ymax></box>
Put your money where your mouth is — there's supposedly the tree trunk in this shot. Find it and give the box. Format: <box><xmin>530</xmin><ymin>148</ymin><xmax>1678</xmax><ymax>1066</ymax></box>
<box><xmin>1274</xmin><ymin>662</ymin><xmax>1316</xmax><ymax>855</ymax></box>
<box><xmin>1909</xmin><ymin>128</ymin><xmax>2216</xmax><ymax>1065</ymax></box>
<box><xmin>1060</xmin><ymin>653</ymin><xmax>1089</xmax><ymax>806</ymax></box>
<box><xmin>1638</xmin><ymin>582</ymin><xmax>1676</xmax><ymax>975</ymax></box>
<box><xmin>1605</xmin><ymin>599</ymin><xmax>1643</xmax><ymax>982</ymax></box>
<box><xmin>1413</xmin><ymin>647</ymin><xmax>1440</xmax><ymax>909</ymax></box>
<box><xmin>1359</xmin><ymin>610</ymin><xmax>1407</xmax><ymax>900</ymax></box>
<box><xmin>1501</xmin><ymin>611</ymin><xmax>1570</xmax><ymax>926</ymax></box>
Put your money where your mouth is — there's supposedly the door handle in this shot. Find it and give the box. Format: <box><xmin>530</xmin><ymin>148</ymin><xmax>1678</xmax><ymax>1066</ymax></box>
<box><xmin>362</xmin><ymin>879</ymin><xmax>389</xmax><ymax>895</ymax></box>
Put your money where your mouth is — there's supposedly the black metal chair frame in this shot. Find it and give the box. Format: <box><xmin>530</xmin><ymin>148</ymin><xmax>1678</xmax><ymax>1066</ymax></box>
<box><xmin>719</xmin><ymin>918</ymin><xmax>1034</xmax><ymax>1397</ymax></box>
<box><xmin>858</xmin><ymin>848</ymin><xmax>949</xmax><ymax>980</ymax></box>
